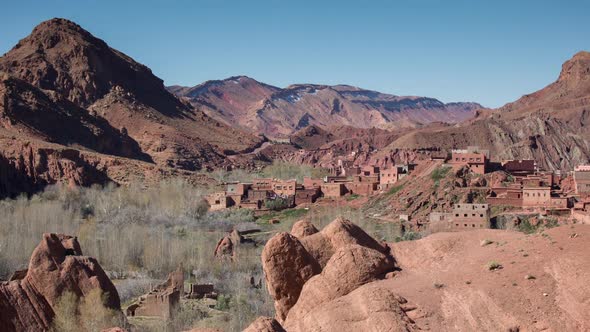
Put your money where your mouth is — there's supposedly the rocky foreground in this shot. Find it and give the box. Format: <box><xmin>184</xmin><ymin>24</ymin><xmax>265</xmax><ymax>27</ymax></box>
<box><xmin>248</xmin><ymin>218</ymin><xmax>590</xmax><ymax>332</ymax></box>
<box><xmin>0</xmin><ymin>234</ymin><xmax>122</xmax><ymax>331</ymax></box>
<box><xmin>1</xmin><ymin>220</ymin><xmax>589</xmax><ymax>331</ymax></box>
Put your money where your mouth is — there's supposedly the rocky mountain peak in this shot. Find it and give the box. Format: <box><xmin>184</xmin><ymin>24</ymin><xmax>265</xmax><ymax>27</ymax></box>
<box><xmin>557</xmin><ymin>51</ymin><xmax>590</xmax><ymax>86</ymax></box>
<box><xmin>0</xmin><ymin>18</ymin><xmax>179</xmax><ymax>111</ymax></box>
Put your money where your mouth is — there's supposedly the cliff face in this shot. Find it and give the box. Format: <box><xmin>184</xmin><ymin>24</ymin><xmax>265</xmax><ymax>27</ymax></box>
<box><xmin>389</xmin><ymin>52</ymin><xmax>590</xmax><ymax>170</ymax></box>
<box><xmin>170</xmin><ymin>76</ymin><xmax>482</xmax><ymax>138</ymax></box>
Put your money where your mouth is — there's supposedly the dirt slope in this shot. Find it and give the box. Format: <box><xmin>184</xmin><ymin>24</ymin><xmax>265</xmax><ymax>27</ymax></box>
<box><xmin>387</xmin><ymin>224</ymin><xmax>590</xmax><ymax>331</ymax></box>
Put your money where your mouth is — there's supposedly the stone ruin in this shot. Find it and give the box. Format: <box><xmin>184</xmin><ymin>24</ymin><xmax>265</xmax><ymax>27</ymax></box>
<box><xmin>186</xmin><ymin>283</ymin><xmax>217</xmax><ymax>299</ymax></box>
<box><xmin>125</xmin><ymin>266</ymin><xmax>222</xmax><ymax>319</ymax></box>
<box><xmin>126</xmin><ymin>267</ymin><xmax>183</xmax><ymax>320</ymax></box>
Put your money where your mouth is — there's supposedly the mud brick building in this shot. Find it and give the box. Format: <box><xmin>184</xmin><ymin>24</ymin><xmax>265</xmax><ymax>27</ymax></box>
<box><xmin>322</xmin><ymin>183</ymin><xmax>345</xmax><ymax>197</ymax></box>
<box><xmin>295</xmin><ymin>187</ymin><xmax>320</xmax><ymax>205</ymax></box>
<box><xmin>502</xmin><ymin>160</ymin><xmax>537</xmax><ymax>176</ymax></box>
<box><xmin>449</xmin><ymin>146</ymin><xmax>489</xmax><ymax>175</ymax></box>
<box><xmin>574</xmin><ymin>165</ymin><xmax>590</xmax><ymax>196</ymax></box>
<box><xmin>126</xmin><ymin>267</ymin><xmax>183</xmax><ymax>319</ymax></box>
<box><xmin>272</xmin><ymin>179</ymin><xmax>297</xmax><ymax>197</ymax></box>
<box><xmin>428</xmin><ymin>203</ymin><xmax>490</xmax><ymax>231</ymax></box>
<box><xmin>303</xmin><ymin>177</ymin><xmax>323</xmax><ymax>189</ymax></box>
<box><xmin>206</xmin><ymin>192</ymin><xmax>228</xmax><ymax>211</ymax></box>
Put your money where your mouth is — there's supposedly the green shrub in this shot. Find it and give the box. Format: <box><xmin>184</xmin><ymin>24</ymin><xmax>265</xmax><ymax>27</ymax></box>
<box><xmin>264</xmin><ymin>197</ymin><xmax>292</xmax><ymax>211</ymax></box>
<box><xmin>215</xmin><ymin>294</ymin><xmax>231</xmax><ymax>311</ymax></box>
<box><xmin>430</xmin><ymin>166</ymin><xmax>451</xmax><ymax>182</ymax></box>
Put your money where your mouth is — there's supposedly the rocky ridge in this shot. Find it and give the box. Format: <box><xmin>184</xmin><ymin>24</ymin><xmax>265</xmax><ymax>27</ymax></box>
<box><xmin>169</xmin><ymin>76</ymin><xmax>482</xmax><ymax>138</ymax></box>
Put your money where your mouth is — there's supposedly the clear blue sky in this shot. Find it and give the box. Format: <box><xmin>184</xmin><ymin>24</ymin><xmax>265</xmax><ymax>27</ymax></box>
<box><xmin>1</xmin><ymin>0</ymin><xmax>588</xmax><ymax>107</ymax></box>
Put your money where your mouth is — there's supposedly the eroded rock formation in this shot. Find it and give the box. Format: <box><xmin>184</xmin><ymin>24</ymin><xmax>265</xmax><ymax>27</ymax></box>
<box><xmin>0</xmin><ymin>233</ymin><xmax>122</xmax><ymax>331</ymax></box>
<box><xmin>260</xmin><ymin>218</ymin><xmax>401</xmax><ymax>329</ymax></box>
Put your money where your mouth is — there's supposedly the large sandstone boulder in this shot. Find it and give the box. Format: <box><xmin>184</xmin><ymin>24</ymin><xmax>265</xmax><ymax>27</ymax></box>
<box><xmin>0</xmin><ymin>233</ymin><xmax>122</xmax><ymax>331</ymax></box>
<box><xmin>285</xmin><ymin>284</ymin><xmax>417</xmax><ymax>332</ymax></box>
<box><xmin>290</xmin><ymin>219</ymin><xmax>319</xmax><ymax>238</ymax></box>
<box><xmin>261</xmin><ymin>232</ymin><xmax>321</xmax><ymax>322</ymax></box>
<box><xmin>242</xmin><ymin>316</ymin><xmax>286</xmax><ymax>332</ymax></box>
<box><xmin>261</xmin><ymin>218</ymin><xmax>398</xmax><ymax>325</ymax></box>
<box><xmin>214</xmin><ymin>235</ymin><xmax>235</xmax><ymax>260</ymax></box>
<box><xmin>284</xmin><ymin>245</ymin><xmax>396</xmax><ymax>325</ymax></box>
<box><xmin>299</xmin><ymin>217</ymin><xmax>391</xmax><ymax>268</ymax></box>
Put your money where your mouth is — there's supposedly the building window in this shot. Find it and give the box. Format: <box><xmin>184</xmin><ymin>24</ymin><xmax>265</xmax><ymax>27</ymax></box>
<box><xmin>455</xmin><ymin>214</ymin><xmax>459</xmax><ymax>217</ymax></box>
<box><xmin>464</xmin><ymin>214</ymin><xmax>467</xmax><ymax>217</ymax></box>
<box><xmin>472</xmin><ymin>224</ymin><xmax>475</xmax><ymax>227</ymax></box>
<box><xmin>464</xmin><ymin>224</ymin><xmax>467</xmax><ymax>227</ymax></box>
<box><xmin>480</xmin><ymin>214</ymin><xmax>483</xmax><ymax>217</ymax></box>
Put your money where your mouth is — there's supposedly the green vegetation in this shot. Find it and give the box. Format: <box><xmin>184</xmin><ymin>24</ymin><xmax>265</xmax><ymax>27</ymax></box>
<box><xmin>387</xmin><ymin>184</ymin><xmax>404</xmax><ymax>196</ymax></box>
<box><xmin>256</xmin><ymin>208</ymin><xmax>309</xmax><ymax>225</ymax></box>
<box><xmin>394</xmin><ymin>230</ymin><xmax>422</xmax><ymax>242</ymax></box>
<box><xmin>430</xmin><ymin>166</ymin><xmax>451</xmax><ymax>183</ymax></box>
<box><xmin>515</xmin><ymin>217</ymin><xmax>559</xmax><ymax>234</ymax></box>
<box><xmin>0</xmin><ymin>178</ymin><xmax>407</xmax><ymax>330</ymax></box>
<box><xmin>345</xmin><ymin>194</ymin><xmax>360</xmax><ymax>201</ymax></box>
<box><xmin>51</xmin><ymin>289</ymin><xmax>124</xmax><ymax>332</ymax></box>
<box><xmin>215</xmin><ymin>294</ymin><xmax>232</xmax><ymax>311</ymax></box>
<box><xmin>259</xmin><ymin>161</ymin><xmax>329</xmax><ymax>182</ymax></box>
<box><xmin>264</xmin><ymin>197</ymin><xmax>292</xmax><ymax>211</ymax></box>
<box><xmin>486</xmin><ymin>261</ymin><xmax>503</xmax><ymax>271</ymax></box>
<box><xmin>0</xmin><ymin>180</ymin><xmax>273</xmax><ymax>331</ymax></box>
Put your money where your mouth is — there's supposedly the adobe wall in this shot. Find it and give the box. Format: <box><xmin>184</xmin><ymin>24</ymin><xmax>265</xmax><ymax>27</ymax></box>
<box><xmin>344</xmin><ymin>182</ymin><xmax>377</xmax><ymax>196</ymax></box>
<box><xmin>487</xmin><ymin>197</ymin><xmax>523</xmax><ymax>206</ymax></box>
<box><xmin>322</xmin><ymin>183</ymin><xmax>345</xmax><ymax>197</ymax></box>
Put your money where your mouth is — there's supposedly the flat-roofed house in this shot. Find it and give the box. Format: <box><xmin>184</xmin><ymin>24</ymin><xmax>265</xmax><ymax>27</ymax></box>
<box><xmin>449</xmin><ymin>203</ymin><xmax>490</xmax><ymax>230</ymax></box>
<box><xmin>206</xmin><ymin>192</ymin><xmax>228</xmax><ymax>211</ymax></box>
<box><xmin>449</xmin><ymin>146</ymin><xmax>489</xmax><ymax>175</ymax></box>
<box><xmin>522</xmin><ymin>187</ymin><xmax>551</xmax><ymax>207</ymax></box>
<box><xmin>574</xmin><ymin>165</ymin><xmax>590</xmax><ymax>196</ymax></box>
<box><xmin>502</xmin><ymin>160</ymin><xmax>537</xmax><ymax>176</ymax></box>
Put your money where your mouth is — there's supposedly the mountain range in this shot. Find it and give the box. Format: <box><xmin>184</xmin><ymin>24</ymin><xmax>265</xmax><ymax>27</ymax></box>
<box><xmin>1</xmin><ymin>18</ymin><xmax>589</xmax><ymax>196</ymax></box>
<box><xmin>169</xmin><ymin>77</ymin><xmax>482</xmax><ymax>138</ymax></box>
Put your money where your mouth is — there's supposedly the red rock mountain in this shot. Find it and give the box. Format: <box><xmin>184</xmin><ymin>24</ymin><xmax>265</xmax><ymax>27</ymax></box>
<box><xmin>0</xmin><ymin>18</ymin><xmax>263</xmax><ymax>196</ymax></box>
<box><xmin>389</xmin><ymin>51</ymin><xmax>590</xmax><ymax>170</ymax></box>
<box><xmin>169</xmin><ymin>76</ymin><xmax>482</xmax><ymax>138</ymax></box>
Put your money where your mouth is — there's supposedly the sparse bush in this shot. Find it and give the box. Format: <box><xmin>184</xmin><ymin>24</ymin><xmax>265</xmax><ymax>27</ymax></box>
<box><xmin>265</xmin><ymin>197</ymin><xmax>292</xmax><ymax>211</ymax></box>
<box><xmin>430</xmin><ymin>166</ymin><xmax>451</xmax><ymax>183</ymax></box>
<box><xmin>395</xmin><ymin>231</ymin><xmax>422</xmax><ymax>242</ymax></box>
<box><xmin>260</xmin><ymin>161</ymin><xmax>329</xmax><ymax>182</ymax></box>
<box><xmin>215</xmin><ymin>294</ymin><xmax>232</xmax><ymax>311</ymax></box>
<box><xmin>51</xmin><ymin>289</ymin><xmax>124</xmax><ymax>332</ymax></box>
<box><xmin>487</xmin><ymin>261</ymin><xmax>503</xmax><ymax>271</ymax></box>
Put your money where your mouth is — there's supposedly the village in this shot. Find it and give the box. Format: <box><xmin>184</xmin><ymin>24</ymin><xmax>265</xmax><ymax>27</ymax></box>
<box><xmin>206</xmin><ymin>146</ymin><xmax>590</xmax><ymax>231</ymax></box>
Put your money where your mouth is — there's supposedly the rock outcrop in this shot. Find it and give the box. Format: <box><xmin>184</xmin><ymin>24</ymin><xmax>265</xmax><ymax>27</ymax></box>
<box><xmin>285</xmin><ymin>285</ymin><xmax>416</xmax><ymax>332</ymax></box>
<box><xmin>261</xmin><ymin>233</ymin><xmax>321</xmax><ymax>322</ymax></box>
<box><xmin>214</xmin><ymin>235</ymin><xmax>235</xmax><ymax>260</ymax></box>
<box><xmin>290</xmin><ymin>219</ymin><xmax>319</xmax><ymax>238</ymax></box>
<box><xmin>242</xmin><ymin>316</ymin><xmax>286</xmax><ymax>332</ymax></box>
<box><xmin>388</xmin><ymin>51</ymin><xmax>590</xmax><ymax>170</ymax></box>
<box><xmin>298</xmin><ymin>217</ymin><xmax>391</xmax><ymax>268</ymax></box>
<box><xmin>284</xmin><ymin>245</ymin><xmax>395</xmax><ymax>327</ymax></box>
<box><xmin>260</xmin><ymin>218</ymin><xmax>399</xmax><ymax>328</ymax></box>
<box><xmin>0</xmin><ymin>233</ymin><xmax>122</xmax><ymax>331</ymax></box>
